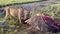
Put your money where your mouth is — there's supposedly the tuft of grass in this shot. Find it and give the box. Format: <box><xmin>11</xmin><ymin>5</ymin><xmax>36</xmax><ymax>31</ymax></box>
<box><xmin>4</xmin><ymin>15</ymin><xmax>18</xmax><ymax>25</ymax></box>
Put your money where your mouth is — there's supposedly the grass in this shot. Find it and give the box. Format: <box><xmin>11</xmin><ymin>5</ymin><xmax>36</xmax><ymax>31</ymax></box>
<box><xmin>0</xmin><ymin>3</ymin><xmax>60</xmax><ymax>34</ymax></box>
<box><xmin>46</xmin><ymin>4</ymin><xmax>60</xmax><ymax>7</ymax></box>
<box><xmin>0</xmin><ymin>0</ymin><xmax>40</xmax><ymax>5</ymax></box>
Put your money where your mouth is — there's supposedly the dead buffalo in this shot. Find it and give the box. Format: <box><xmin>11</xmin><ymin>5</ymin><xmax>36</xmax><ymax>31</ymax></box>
<box><xmin>4</xmin><ymin>6</ymin><xmax>30</xmax><ymax>24</ymax></box>
<box><xmin>25</xmin><ymin>14</ymin><xmax>60</xmax><ymax>34</ymax></box>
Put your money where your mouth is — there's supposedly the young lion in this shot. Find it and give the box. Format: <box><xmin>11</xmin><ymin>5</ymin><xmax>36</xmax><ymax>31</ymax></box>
<box><xmin>4</xmin><ymin>6</ymin><xmax>30</xmax><ymax>24</ymax></box>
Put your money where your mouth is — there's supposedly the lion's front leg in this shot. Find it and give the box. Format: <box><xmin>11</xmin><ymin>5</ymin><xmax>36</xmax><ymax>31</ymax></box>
<box><xmin>18</xmin><ymin>14</ymin><xmax>22</xmax><ymax>24</ymax></box>
<box><xmin>18</xmin><ymin>9</ymin><xmax>23</xmax><ymax>24</ymax></box>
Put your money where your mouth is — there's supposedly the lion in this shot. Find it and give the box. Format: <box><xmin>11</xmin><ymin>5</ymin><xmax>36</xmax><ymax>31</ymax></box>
<box><xmin>4</xmin><ymin>6</ymin><xmax>30</xmax><ymax>24</ymax></box>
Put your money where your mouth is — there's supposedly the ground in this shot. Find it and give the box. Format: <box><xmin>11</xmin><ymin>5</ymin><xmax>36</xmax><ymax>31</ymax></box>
<box><xmin>0</xmin><ymin>0</ymin><xmax>60</xmax><ymax>34</ymax></box>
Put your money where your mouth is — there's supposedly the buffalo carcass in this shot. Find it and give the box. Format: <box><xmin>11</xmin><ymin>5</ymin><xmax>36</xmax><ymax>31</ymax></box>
<box><xmin>4</xmin><ymin>6</ymin><xmax>30</xmax><ymax>24</ymax></box>
<box><xmin>25</xmin><ymin>14</ymin><xmax>60</xmax><ymax>34</ymax></box>
<box><xmin>25</xmin><ymin>14</ymin><xmax>49</xmax><ymax>34</ymax></box>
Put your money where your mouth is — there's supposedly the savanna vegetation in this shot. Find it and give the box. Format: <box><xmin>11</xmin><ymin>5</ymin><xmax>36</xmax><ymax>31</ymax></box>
<box><xmin>31</xmin><ymin>4</ymin><xmax>60</xmax><ymax>24</ymax></box>
<box><xmin>0</xmin><ymin>0</ymin><xmax>60</xmax><ymax>34</ymax></box>
<box><xmin>0</xmin><ymin>0</ymin><xmax>40</xmax><ymax>5</ymax></box>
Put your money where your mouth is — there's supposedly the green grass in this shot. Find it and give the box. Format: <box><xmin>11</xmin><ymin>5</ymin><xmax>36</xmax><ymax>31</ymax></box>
<box><xmin>0</xmin><ymin>0</ymin><xmax>40</xmax><ymax>5</ymax></box>
<box><xmin>0</xmin><ymin>4</ymin><xmax>60</xmax><ymax>34</ymax></box>
<box><xmin>46</xmin><ymin>4</ymin><xmax>60</xmax><ymax>7</ymax></box>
